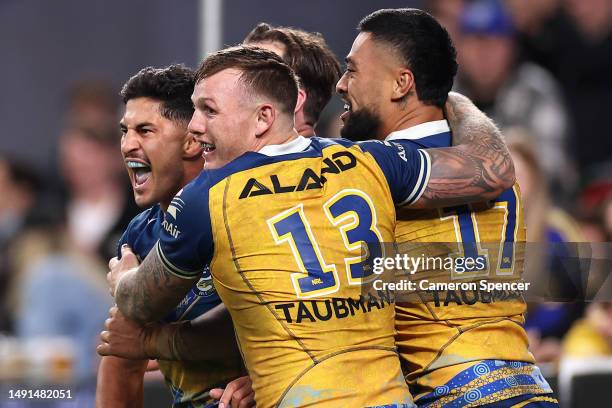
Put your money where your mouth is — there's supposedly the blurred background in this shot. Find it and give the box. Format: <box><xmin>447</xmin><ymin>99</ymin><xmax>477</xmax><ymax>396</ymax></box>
<box><xmin>0</xmin><ymin>0</ymin><xmax>610</xmax><ymax>406</ymax></box>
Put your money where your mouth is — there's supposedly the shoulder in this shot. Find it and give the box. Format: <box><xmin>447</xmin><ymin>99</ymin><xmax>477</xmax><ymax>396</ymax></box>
<box><xmin>118</xmin><ymin>205</ymin><xmax>162</xmax><ymax>258</ymax></box>
<box><xmin>123</xmin><ymin>205</ymin><xmax>161</xmax><ymax>239</ymax></box>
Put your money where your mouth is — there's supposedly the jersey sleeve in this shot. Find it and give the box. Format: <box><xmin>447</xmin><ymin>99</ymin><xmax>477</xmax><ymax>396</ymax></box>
<box><xmin>116</xmin><ymin>216</ymin><xmax>138</xmax><ymax>259</ymax></box>
<box><xmin>359</xmin><ymin>140</ymin><xmax>431</xmax><ymax>206</ymax></box>
<box><xmin>156</xmin><ymin>179</ymin><xmax>214</xmax><ymax>279</ymax></box>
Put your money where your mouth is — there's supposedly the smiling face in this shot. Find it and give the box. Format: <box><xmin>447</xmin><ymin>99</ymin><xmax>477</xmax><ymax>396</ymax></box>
<box><xmin>188</xmin><ymin>69</ymin><xmax>260</xmax><ymax>169</ymax></box>
<box><xmin>336</xmin><ymin>32</ymin><xmax>399</xmax><ymax>141</ymax></box>
<box><xmin>120</xmin><ymin>97</ymin><xmax>189</xmax><ymax>208</ymax></box>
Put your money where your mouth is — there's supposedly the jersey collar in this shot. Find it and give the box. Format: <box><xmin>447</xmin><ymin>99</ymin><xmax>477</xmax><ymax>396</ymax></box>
<box><xmin>258</xmin><ymin>135</ymin><xmax>311</xmax><ymax>156</ymax></box>
<box><xmin>385</xmin><ymin>120</ymin><xmax>450</xmax><ymax>141</ymax></box>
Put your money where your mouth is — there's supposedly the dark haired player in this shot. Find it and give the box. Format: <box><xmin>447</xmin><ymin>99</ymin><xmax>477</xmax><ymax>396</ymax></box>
<box><xmin>95</xmin><ymin>64</ymin><xmax>245</xmax><ymax>408</ymax></box>
<box><xmin>338</xmin><ymin>8</ymin><xmax>557</xmax><ymax>407</ymax></box>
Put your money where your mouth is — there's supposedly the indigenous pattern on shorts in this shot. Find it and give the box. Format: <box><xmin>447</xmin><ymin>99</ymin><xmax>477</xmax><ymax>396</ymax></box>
<box><xmin>416</xmin><ymin>360</ymin><xmax>554</xmax><ymax>408</ymax></box>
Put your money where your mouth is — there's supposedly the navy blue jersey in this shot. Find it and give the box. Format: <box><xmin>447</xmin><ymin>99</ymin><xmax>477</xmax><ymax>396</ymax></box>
<box><xmin>117</xmin><ymin>205</ymin><xmax>221</xmax><ymax>323</ymax></box>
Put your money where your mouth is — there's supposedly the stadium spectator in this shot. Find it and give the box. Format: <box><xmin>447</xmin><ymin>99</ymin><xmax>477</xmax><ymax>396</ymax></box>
<box><xmin>563</xmin><ymin>302</ymin><xmax>612</xmax><ymax>357</ymax></box>
<box><xmin>64</xmin><ymin>80</ymin><xmax>119</xmax><ymax>132</ymax></box>
<box><xmin>8</xmin><ymin>120</ymin><xmax>134</xmax><ymax>383</ymax></box>
<box><xmin>0</xmin><ymin>155</ymin><xmax>41</xmax><ymax>333</ymax></box>
<box><xmin>507</xmin><ymin>130</ymin><xmax>584</xmax><ymax>363</ymax></box>
<box><xmin>505</xmin><ymin>0</ymin><xmax>561</xmax><ymax>38</ymax></box>
<box><xmin>15</xmin><ymin>246</ymin><xmax>112</xmax><ymax>381</ymax></box>
<box><xmin>58</xmin><ymin>124</ymin><xmax>139</xmax><ymax>260</ymax></box>
<box><xmin>454</xmin><ymin>0</ymin><xmax>573</xmax><ymax>197</ymax></box>
<box><xmin>427</xmin><ymin>0</ymin><xmax>466</xmax><ymax>40</ymax></box>
<box><xmin>506</xmin><ymin>0</ymin><xmax>612</xmax><ymax>178</ymax></box>
<box><xmin>574</xmin><ymin>175</ymin><xmax>612</xmax><ymax>243</ymax></box>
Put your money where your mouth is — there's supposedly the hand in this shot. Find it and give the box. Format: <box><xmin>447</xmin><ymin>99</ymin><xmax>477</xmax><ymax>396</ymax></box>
<box><xmin>97</xmin><ymin>306</ymin><xmax>158</xmax><ymax>359</ymax></box>
<box><xmin>209</xmin><ymin>376</ymin><xmax>255</xmax><ymax>408</ymax></box>
<box><xmin>107</xmin><ymin>245</ymin><xmax>140</xmax><ymax>297</ymax></box>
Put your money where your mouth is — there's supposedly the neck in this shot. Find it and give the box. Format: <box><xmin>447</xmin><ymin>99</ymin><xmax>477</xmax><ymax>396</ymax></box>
<box><xmin>160</xmin><ymin>198</ymin><xmax>171</xmax><ymax>212</ymax></box>
<box><xmin>160</xmin><ymin>161</ymin><xmax>204</xmax><ymax>211</ymax></box>
<box><xmin>294</xmin><ymin>110</ymin><xmax>315</xmax><ymax>137</ymax></box>
<box><xmin>254</xmin><ymin>123</ymin><xmax>300</xmax><ymax>152</ymax></box>
<box><xmin>379</xmin><ymin>102</ymin><xmax>444</xmax><ymax>139</ymax></box>
<box><xmin>295</xmin><ymin>122</ymin><xmax>315</xmax><ymax>137</ymax></box>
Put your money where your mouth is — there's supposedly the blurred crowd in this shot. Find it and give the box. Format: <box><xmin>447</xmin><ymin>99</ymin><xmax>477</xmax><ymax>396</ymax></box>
<box><xmin>0</xmin><ymin>82</ymin><xmax>139</xmax><ymax>386</ymax></box>
<box><xmin>0</xmin><ymin>0</ymin><xmax>610</xmax><ymax>398</ymax></box>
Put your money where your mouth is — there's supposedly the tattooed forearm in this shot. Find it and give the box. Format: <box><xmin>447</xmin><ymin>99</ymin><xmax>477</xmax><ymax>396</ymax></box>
<box><xmin>412</xmin><ymin>92</ymin><xmax>514</xmax><ymax>208</ymax></box>
<box><xmin>115</xmin><ymin>249</ymin><xmax>197</xmax><ymax>325</ymax></box>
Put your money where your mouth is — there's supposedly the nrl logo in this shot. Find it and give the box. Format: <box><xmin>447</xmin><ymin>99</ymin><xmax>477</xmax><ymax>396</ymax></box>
<box><xmin>195</xmin><ymin>267</ymin><xmax>216</xmax><ymax>297</ymax></box>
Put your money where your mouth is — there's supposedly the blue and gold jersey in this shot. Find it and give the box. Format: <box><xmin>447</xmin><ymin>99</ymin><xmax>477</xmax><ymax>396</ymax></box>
<box><xmin>156</xmin><ymin>136</ymin><xmax>431</xmax><ymax>408</ymax></box>
<box><xmin>389</xmin><ymin>121</ymin><xmax>554</xmax><ymax>407</ymax></box>
<box><xmin>118</xmin><ymin>206</ymin><xmax>243</xmax><ymax>407</ymax></box>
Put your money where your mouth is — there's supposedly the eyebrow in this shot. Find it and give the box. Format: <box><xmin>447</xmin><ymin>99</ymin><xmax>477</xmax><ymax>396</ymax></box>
<box><xmin>120</xmin><ymin>121</ymin><xmax>155</xmax><ymax>130</ymax></box>
<box><xmin>194</xmin><ymin>97</ymin><xmax>218</xmax><ymax>109</ymax></box>
<box><xmin>194</xmin><ymin>96</ymin><xmax>215</xmax><ymax>104</ymax></box>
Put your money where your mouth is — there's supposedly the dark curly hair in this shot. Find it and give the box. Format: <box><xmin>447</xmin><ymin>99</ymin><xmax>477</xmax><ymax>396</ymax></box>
<box><xmin>244</xmin><ymin>23</ymin><xmax>341</xmax><ymax>126</ymax></box>
<box><xmin>120</xmin><ymin>64</ymin><xmax>195</xmax><ymax>123</ymax></box>
<box><xmin>358</xmin><ymin>8</ymin><xmax>457</xmax><ymax>107</ymax></box>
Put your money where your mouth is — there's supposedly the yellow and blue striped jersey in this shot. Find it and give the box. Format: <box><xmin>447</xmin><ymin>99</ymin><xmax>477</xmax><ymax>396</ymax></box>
<box><xmin>156</xmin><ymin>136</ymin><xmax>431</xmax><ymax>408</ymax></box>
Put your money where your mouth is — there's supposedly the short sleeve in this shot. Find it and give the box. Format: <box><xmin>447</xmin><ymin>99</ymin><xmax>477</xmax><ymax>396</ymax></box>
<box><xmin>156</xmin><ymin>179</ymin><xmax>214</xmax><ymax>279</ymax></box>
<box><xmin>359</xmin><ymin>140</ymin><xmax>431</xmax><ymax>206</ymax></box>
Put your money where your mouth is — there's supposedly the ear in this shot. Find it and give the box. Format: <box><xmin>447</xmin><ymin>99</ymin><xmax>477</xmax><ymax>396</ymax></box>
<box><xmin>294</xmin><ymin>88</ymin><xmax>307</xmax><ymax>114</ymax></box>
<box><xmin>391</xmin><ymin>69</ymin><xmax>415</xmax><ymax>101</ymax></box>
<box><xmin>254</xmin><ymin>104</ymin><xmax>275</xmax><ymax>137</ymax></box>
<box><xmin>182</xmin><ymin>133</ymin><xmax>203</xmax><ymax>159</ymax></box>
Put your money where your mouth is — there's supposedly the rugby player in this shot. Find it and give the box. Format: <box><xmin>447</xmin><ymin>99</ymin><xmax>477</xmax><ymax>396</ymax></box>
<box><xmin>95</xmin><ymin>65</ymin><xmax>245</xmax><ymax>408</ymax></box>
<box><xmin>337</xmin><ymin>8</ymin><xmax>557</xmax><ymax>407</ymax></box>
<box><xmin>244</xmin><ymin>23</ymin><xmax>342</xmax><ymax>137</ymax></box>
<box><xmin>106</xmin><ymin>46</ymin><xmax>515</xmax><ymax>407</ymax></box>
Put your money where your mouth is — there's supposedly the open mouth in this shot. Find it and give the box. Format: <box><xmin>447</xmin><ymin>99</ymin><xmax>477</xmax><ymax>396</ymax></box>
<box><xmin>126</xmin><ymin>160</ymin><xmax>152</xmax><ymax>187</ymax></box>
<box><xmin>340</xmin><ymin>102</ymin><xmax>352</xmax><ymax>122</ymax></box>
<box><xmin>201</xmin><ymin>141</ymin><xmax>216</xmax><ymax>156</ymax></box>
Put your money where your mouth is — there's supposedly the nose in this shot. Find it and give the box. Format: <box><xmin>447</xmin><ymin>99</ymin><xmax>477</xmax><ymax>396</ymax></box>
<box><xmin>188</xmin><ymin>110</ymin><xmax>206</xmax><ymax>139</ymax></box>
<box><xmin>121</xmin><ymin>129</ymin><xmax>140</xmax><ymax>155</ymax></box>
<box><xmin>336</xmin><ymin>72</ymin><xmax>348</xmax><ymax>95</ymax></box>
